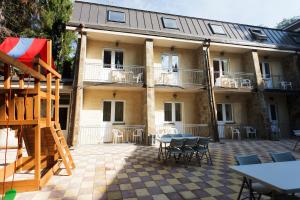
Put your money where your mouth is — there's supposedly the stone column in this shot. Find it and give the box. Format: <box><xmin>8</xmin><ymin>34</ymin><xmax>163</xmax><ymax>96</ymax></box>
<box><xmin>144</xmin><ymin>39</ymin><xmax>155</xmax><ymax>145</ymax></box>
<box><xmin>69</xmin><ymin>32</ymin><xmax>86</xmax><ymax>146</ymax></box>
<box><xmin>248</xmin><ymin>50</ymin><xmax>272</xmax><ymax>139</ymax></box>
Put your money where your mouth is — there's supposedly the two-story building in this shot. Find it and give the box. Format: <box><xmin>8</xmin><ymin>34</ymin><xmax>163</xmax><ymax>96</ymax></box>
<box><xmin>66</xmin><ymin>1</ymin><xmax>300</xmax><ymax>145</ymax></box>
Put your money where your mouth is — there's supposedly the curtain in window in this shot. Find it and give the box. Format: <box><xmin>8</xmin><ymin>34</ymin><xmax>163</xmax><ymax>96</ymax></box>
<box><xmin>115</xmin><ymin>51</ymin><xmax>124</xmax><ymax>69</ymax></box>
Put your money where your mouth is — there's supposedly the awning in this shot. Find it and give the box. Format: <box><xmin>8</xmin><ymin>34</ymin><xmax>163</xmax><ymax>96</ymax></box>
<box><xmin>0</xmin><ymin>37</ymin><xmax>54</xmax><ymax>68</ymax></box>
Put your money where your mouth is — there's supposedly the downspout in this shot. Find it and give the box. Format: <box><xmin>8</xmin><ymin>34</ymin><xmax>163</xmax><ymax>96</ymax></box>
<box><xmin>203</xmin><ymin>39</ymin><xmax>220</xmax><ymax>142</ymax></box>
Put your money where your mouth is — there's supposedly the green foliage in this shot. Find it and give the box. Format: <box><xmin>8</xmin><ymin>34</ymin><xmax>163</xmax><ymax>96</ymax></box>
<box><xmin>276</xmin><ymin>16</ymin><xmax>300</xmax><ymax>29</ymax></box>
<box><xmin>0</xmin><ymin>0</ymin><xmax>77</xmax><ymax>70</ymax></box>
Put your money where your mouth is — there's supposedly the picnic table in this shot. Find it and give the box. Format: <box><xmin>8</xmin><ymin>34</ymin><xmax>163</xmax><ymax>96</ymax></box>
<box><xmin>156</xmin><ymin>136</ymin><xmax>200</xmax><ymax>161</ymax></box>
<box><xmin>230</xmin><ymin>160</ymin><xmax>300</xmax><ymax>199</ymax></box>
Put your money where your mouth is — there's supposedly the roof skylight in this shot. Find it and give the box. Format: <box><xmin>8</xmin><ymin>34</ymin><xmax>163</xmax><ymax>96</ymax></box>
<box><xmin>107</xmin><ymin>10</ymin><xmax>125</xmax><ymax>23</ymax></box>
<box><xmin>162</xmin><ymin>17</ymin><xmax>178</xmax><ymax>29</ymax></box>
<box><xmin>249</xmin><ymin>28</ymin><xmax>268</xmax><ymax>40</ymax></box>
<box><xmin>209</xmin><ymin>24</ymin><xmax>226</xmax><ymax>35</ymax></box>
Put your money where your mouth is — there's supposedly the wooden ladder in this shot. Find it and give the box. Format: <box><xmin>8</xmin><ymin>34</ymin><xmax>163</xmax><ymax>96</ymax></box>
<box><xmin>50</xmin><ymin>122</ymin><xmax>75</xmax><ymax>175</ymax></box>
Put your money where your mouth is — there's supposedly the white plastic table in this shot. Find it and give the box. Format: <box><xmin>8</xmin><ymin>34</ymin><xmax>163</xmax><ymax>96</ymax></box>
<box><xmin>230</xmin><ymin>160</ymin><xmax>300</xmax><ymax>198</ymax></box>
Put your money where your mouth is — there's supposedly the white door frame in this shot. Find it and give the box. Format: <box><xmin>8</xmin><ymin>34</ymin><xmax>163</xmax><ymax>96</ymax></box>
<box><xmin>164</xmin><ymin>101</ymin><xmax>184</xmax><ymax>131</ymax></box>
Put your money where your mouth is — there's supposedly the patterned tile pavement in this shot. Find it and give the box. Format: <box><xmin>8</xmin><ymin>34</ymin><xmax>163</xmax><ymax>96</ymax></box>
<box><xmin>11</xmin><ymin>139</ymin><xmax>300</xmax><ymax>200</ymax></box>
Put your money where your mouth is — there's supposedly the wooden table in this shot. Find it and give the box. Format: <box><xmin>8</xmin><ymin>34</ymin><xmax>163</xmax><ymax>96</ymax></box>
<box><xmin>230</xmin><ymin>160</ymin><xmax>300</xmax><ymax>199</ymax></box>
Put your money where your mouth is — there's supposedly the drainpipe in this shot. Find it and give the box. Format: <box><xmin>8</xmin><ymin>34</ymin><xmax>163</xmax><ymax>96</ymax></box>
<box><xmin>203</xmin><ymin>39</ymin><xmax>220</xmax><ymax>142</ymax></box>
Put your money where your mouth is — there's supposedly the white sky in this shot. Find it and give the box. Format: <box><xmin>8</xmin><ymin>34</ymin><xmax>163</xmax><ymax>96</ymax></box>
<box><xmin>82</xmin><ymin>0</ymin><xmax>300</xmax><ymax>28</ymax></box>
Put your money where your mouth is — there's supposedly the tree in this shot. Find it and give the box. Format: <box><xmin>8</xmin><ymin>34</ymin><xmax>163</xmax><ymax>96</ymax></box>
<box><xmin>0</xmin><ymin>0</ymin><xmax>77</xmax><ymax>72</ymax></box>
<box><xmin>276</xmin><ymin>16</ymin><xmax>300</xmax><ymax>29</ymax></box>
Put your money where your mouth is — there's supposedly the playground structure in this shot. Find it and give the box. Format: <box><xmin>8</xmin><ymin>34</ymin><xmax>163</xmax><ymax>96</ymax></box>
<box><xmin>0</xmin><ymin>38</ymin><xmax>75</xmax><ymax>194</ymax></box>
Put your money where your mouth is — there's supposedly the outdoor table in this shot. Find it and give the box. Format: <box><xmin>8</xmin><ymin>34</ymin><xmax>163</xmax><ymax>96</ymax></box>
<box><xmin>230</xmin><ymin>160</ymin><xmax>300</xmax><ymax>199</ymax></box>
<box><xmin>156</xmin><ymin>136</ymin><xmax>200</xmax><ymax>161</ymax></box>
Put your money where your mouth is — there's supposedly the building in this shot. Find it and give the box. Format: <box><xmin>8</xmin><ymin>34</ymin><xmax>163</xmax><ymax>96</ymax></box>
<box><xmin>66</xmin><ymin>1</ymin><xmax>300</xmax><ymax>145</ymax></box>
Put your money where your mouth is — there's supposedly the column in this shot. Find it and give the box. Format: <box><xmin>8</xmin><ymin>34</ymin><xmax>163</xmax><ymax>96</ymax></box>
<box><xmin>144</xmin><ymin>39</ymin><xmax>155</xmax><ymax>145</ymax></box>
<box><xmin>70</xmin><ymin>32</ymin><xmax>86</xmax><ymax>146</ymax></box>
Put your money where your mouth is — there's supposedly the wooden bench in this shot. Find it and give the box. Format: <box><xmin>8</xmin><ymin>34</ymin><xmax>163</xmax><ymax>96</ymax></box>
<box><xmin>293</xmin><ymin>130</ymin><xmax>300</xmax><ymax>150</ymax></box>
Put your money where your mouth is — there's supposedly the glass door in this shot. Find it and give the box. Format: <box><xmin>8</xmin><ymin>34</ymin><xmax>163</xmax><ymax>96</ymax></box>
<box><xmin>213</xmin><ymin>59</ymin><xmax>229</xmax><ymax>86</ymax></box>
<box><xmin>260</xmin><ymin>62</ymin><xmax>272</xmax><ymax>88</ymax></box>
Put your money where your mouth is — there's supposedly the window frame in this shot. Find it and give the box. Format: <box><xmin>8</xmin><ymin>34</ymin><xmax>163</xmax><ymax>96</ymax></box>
<box><xmin>209</xmin><ymin>23</ymin><xmax>227</xmax><ymax>35</ymax></box>
<box><xmin>160</xmin><ymin>53</ymin><xmax>179</xmax><ymax>72</ymax></box>
<box><xmin>217</xmin><ymin>103</ymin><xmax>234</xmax><ymax>123</ymax></box>
<box><xmin>260</xmin><ymin>62</ymin><xmax>271</xmax><ymax>79</ymax></box>
<box><xmin>102</xmin><ymin>48</ymin><xmax>124</xmax><ymax>69</ymax></box>
<box><xmin>107</xmin><ymin>10</ymin><xmax>126</xmax><ymax>23</ymax></box>
<box><xmin>102</xmin><ymin>100</ymin><xmax>125</xmax><ymax>123</ymax></box>
<box><xmin>161</xmin><ymin>17</ymin><xmax>179</xmax><ymax>29</ymax></box>
<box><xmin>164</xmin><ymin>102</ymin><xmax>183</xmax><ymax>123</ymax></box>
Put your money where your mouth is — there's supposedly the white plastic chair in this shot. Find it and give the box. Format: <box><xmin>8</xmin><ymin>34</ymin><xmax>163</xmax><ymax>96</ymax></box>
<box><xmin>241</xmin><ymin>79</ymin><xmax>251</xmax><ymax>88</ymax></box>
<box><xmin>133</xmin><ymin>129</ymin><xmax>143</xmax><ymax>143</ymax></box>
<box><xmin>244</xmin><ymin>126</ymin><xmax>256</xmax><ymax>139</ymax></box>
<box><xmin>133</xmin><ymin>73</ymin><xmax>143</xmax><ymax>83</ymax></box>
<box><xmin>112</xmin><ymin>129</ymin><xmax>124</xmax><ymax>143</ymax></box>
<box><xmin>230</xmin><ymin>127</ymin><xmax>241</xmax><ymax>140</ymax></box>
<box><xmin>280</xmin><ymin>81</ymin><xmax>292</xmax><ymax>90</ymax></box>
<box><xmin>169</xmin><ymin>127</ymin><xmax>179</xmax><ymax>135</ymax></box>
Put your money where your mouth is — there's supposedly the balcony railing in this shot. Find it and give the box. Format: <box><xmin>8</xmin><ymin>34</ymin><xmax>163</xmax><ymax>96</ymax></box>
<box><xmin>84</xmin><ymin>62</ymin><xmax>145</xmax><ymax>84</ymax></box>
<box><xmin>262</xmin><ymin>75</ymin><xmax>298</xmax><ymax>90</ymax></box>
<box><xmin>214</xmin><ymin>72</ymin><xmax>256</xmax><ymax>89</ymax></box>
<box><xmin>155</xmin><ymin>123</ymin><xmax>210</xmax><ymax>137</ymax></box>
<box><xmin>79</xmin><ymin>124</ymin><xmax>145</xmax><ymax>144</ymax></box>
<box><xmin>154</xmin><ymin>67</ymin><xmax>205</xmax><ymax>88</ymax></box>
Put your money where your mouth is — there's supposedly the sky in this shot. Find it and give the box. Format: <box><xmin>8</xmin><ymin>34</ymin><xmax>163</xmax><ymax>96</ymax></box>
<box><xmin>81</xmin><ymin>0</ymin><xmax>300</xmax><ymax>28</ymax></box>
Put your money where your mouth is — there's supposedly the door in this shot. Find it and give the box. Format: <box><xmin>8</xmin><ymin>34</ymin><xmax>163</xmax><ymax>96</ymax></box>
<box><xmin>213</xmin><ymin>59</ymin><xmax>229</xmax><ymax>86</ymax></box>
<box><xmin>160</xmin><ymin>54</ymin><xmax>180</xmax><ymax>85</ymax></box>
<box><xmin>217</xmin><ymin>103</ymin><xmax>233</xmax><ymax>138</ymax></box>
<box><xmin>260</xmin><ymin>62</ymin><xmax>272</xmax><ymax>88</ymax></box>
<box><xmin>102</xmin><ymin>50</ymin><xmax>124</xmax><ymax>82</ymax></box>
<box><xmin>269</xmin><ymin>104</ymin><xmax>279</xmax><ymax>133</ymax></box>
<box><xmin>59</xmin><ymin>105</ymin><xmax>69</xmax><ymax>139</ymax></box>
<box><xmin>164</xmin><ymin>102</ymin><xmax>183</xmax><ymax>132</ymax></box>
<box><xmin>102</xmin><ymin>100</ymin><xmax>125</xmax><ymax>142</ymax></box>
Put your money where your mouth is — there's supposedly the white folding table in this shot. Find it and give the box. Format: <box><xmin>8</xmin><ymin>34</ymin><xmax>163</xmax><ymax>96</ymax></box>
<box><xmin>230</xmin><ymin>160</ymin><xmax>300</xmax><ymax>199</ymax></box>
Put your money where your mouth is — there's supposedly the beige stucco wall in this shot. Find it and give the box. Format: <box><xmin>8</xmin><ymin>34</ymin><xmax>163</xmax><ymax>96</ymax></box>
<box><xmin>154</xmin><ymin>92</ymin><xmax>201</xmax><ymax>125</ymax></box>
<box><xmin>81</xmin><ymin>89</ymin><xmax>144</xmax><ymax>125</ymax></box>
<box><xmin>153</xmin><ymin>47</ymin><xmax>200</xmax><ymax>70</ymax></box>
<box><xmin>86</xmin><ymin>39</ymin><xmax>144</xmax><ymax>66</ymax></box>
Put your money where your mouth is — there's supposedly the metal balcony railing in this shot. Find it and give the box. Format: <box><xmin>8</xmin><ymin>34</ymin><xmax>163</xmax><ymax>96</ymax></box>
<box><xmin>262</xmin><ymin>75</ymin><xmax>298</xmax><ymax>90</ymax></box>
<box><xmin>155</xmin><ymin>123</ymin><xmax>210</xmax><ymax>137</ymax></box>
<box><xmin>84</xmin><ymin>62</ymin><xmax>145</xmax><ymax>84</ymax></box>
<box><xmin>214</xmin><ymin>72</ymin><xmax>256</xmax><ymax>89</ymax></box>
<box><xmin>154</xmin><ymin>67</ymin><xmax>205</xmax><ymax>88</ymax></box>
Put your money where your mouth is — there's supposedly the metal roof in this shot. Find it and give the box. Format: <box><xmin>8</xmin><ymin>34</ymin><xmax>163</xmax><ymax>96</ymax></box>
<box><xmin>68</xmin><ymin>1</ymin><xmax>300</xmax><ymax>50</ymax></box>
<box><xmin>283</xmin><ymin>19</ymin><xmax>300</xmax><ymax>32</ymax></box>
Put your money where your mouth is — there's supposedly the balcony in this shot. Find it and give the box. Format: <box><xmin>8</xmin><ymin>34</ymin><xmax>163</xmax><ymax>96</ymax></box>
<box><xmin>262</xmin><ymin>75</ymin><xmax>298</xmax><ymax>91</ymax></box>
<box><xmin>154</xmin><ymin>67</ymin><xmax>205</xmax><ymax>88</ymax></box>
<box><xmin>214</xmin><ymin>72</ymin><xmax>256</xmax><ymax>90</ymax></box>
<box><xmin>84</xmin><ymin>62</ymin><xmax>145</xmax><ymax>85</ymax></box>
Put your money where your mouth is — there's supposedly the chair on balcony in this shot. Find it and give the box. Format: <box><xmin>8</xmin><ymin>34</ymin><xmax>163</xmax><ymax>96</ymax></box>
<box><xmin>133</xmin><ymin>73</ymin><xmax>143</xmax><ymax>83</ymax></box>
<box><xmin>230</xmin><ymin>127</ymin><xmax>241</xmax><ymax>140</ymax></box>
<box><xmin>133</xmin><ymin>128</ymin><xmax>143</xmax><ymax>144</ymax></box>
<box><xmin>244</xmin><ymin>126</ymin><xmax>257</xmax><ymax>139</ymax></box>
<box><xmin>112</xmin><ymin>129</ymin><xmax>124</xmax><ymax>143</ymax></box>
<box><xmin>241</xmin><ymin>79</ymin><xmax>252</xmax><ymax>88</ymax></box>
<box><xmin>280</xmin><ymin>81</ymin><xmax>292</xmax><ymax>90</ymax></box>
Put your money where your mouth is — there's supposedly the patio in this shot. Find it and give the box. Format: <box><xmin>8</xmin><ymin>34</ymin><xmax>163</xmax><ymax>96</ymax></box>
<box><xmin>11</xmin><ymin>139</ymin><xmax>300</xmax><ymax>200</ymax></box>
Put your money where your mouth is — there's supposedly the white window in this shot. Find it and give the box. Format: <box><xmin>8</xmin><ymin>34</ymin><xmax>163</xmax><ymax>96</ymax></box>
<box><xmin>164</xmin><ymin>102</ymin><xmax>182</xmax><ymax>122</ymax></box>
<box><xmin>103</xmin><ymin>49</ymin><xmax>124</xmax><ymax>69</ymax></box>
<box><xmin>213</xmin><ymin>58</ymin><xmax>229</xmax><ymax>82</ymax></box>
<box><xmin>103</xmin><ymin>100</ymin><xmax>124</xmax><ymax>123</ymax></box>
<box><xmin>161</xmin><ymin>54</ymin><xmax>179</xmax><ymax>72</ymax></box>
<box><xmin>217</xmin><ymin>103</ymin><xmax>233</xmax><ymax>122</ymax></box>
<box><xmin>260</xmin><ymin>62</ymin><xmax>271</xmax><ymax>79</ymax></box>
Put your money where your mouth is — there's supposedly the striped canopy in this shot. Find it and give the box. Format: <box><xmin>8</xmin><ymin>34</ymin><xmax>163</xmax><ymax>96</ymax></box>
<box><xmin>0</xmin><ymin>37</ymin><xmax>53</xmax><ymax>68</ymax></box>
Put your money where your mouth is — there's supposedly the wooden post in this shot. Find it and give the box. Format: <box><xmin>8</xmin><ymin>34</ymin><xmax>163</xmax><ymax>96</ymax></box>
<box><xmin>19</xmin><ymin>74</ymin><xmax>24</xmax><ymax>89</ymax></box>
<box><xmin>47</xmin><ymin>40</ymin><xmax>52</xmax><ymax>67</ymax></box>
<box><xmin>46</xmin><ymin>73</ymin><xmax>52</xmax><ymax>126</ymax></box>
<box><xmin>55</xmin><ymin>79</ymin><xmax>60</xmax><ymax>123</ymax></box>
<box><xmin>34</xmin><ymin>124</ymin><xmax>41</xmax><ymax>188</ymax></box>
<box><xmin>4</xmin><ymin>64</ymin><xmax>10</xmax><ymax>89</ymax></box>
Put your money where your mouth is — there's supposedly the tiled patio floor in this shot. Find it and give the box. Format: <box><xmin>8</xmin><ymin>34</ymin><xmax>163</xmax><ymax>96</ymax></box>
<box><xmin>12</xmin><ymin>140</ymin><xmax>300</xmax><ymax>200</ymax></box>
